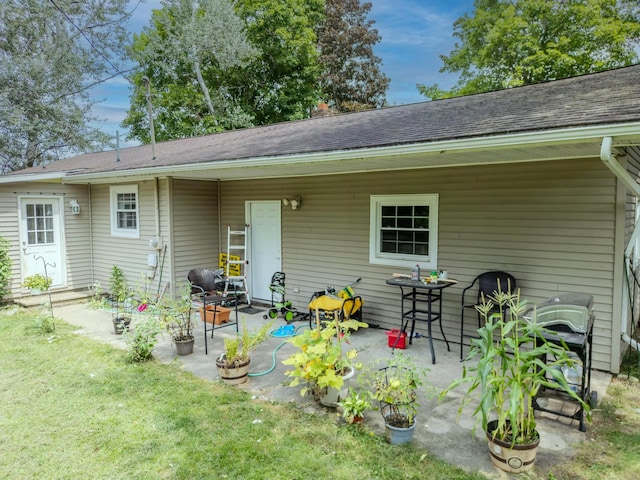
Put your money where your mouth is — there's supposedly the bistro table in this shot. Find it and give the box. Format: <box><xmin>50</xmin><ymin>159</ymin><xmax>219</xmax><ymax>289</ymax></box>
<box><xmin>385</xmin><ymin>276</ymin><xmax>456</xmax><ymax>364</ymax></box>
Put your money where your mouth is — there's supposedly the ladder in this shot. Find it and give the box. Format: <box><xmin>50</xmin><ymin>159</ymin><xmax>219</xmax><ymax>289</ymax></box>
<box><xmin>224</xmin><ymin>224</ymin><xmax>251</xmax><ymax>306</ymax></box>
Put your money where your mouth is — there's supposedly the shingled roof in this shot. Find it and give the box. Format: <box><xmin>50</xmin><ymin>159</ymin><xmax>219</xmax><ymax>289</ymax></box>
<box><xmin>6</xmin><ymin>64</ymin><xmax>640</xmax><ymax>182</ymax></box>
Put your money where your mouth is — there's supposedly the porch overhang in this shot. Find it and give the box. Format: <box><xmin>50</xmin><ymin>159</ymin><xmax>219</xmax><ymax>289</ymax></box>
<box><xmin>58</xmin><ymin>122</ymin><xmax>640</xmax><ymax>185</ymax></box>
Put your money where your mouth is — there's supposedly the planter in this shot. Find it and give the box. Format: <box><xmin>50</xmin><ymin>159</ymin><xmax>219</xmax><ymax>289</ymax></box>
<box><xmin>384</xmin><ymin>414</ymin><xmax>416</xmax><ymax>444</ymax></box>
<box><xmin>216</xmin><ymin>356</ymin><xmax>251</xmax><ymax>385</ymax></box>
<box><xmin>319</xmin><ymin>367</ymin><xmax>355</xmax><ymax>407</ymax></box>
<box><xmin>200</xmin><ymin>305</ymin><xmax>231</xmax><ymax>325</ymax></box>
<box><xmin>113</xmin><ymin>317</ymin><xmax>131</xmax><ymax>335</ymax></box>
<box><xmin>29</xmin><ymin>288</ymin><xmax>43</xmax><ymax>295</ymax></box>
<box><xmin>486</xmin><ymin>420</ymin><xmax>540</xmax><ymax>473</ymax></box>
<box><xmin>174</xmin><ymin>337</ymin><xmax>195</xmax><ymax>356</ymax></box>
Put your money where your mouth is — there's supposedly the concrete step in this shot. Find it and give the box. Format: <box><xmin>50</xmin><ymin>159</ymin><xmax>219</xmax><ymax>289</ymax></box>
<box><xmin>13</xmin><ymin>289</ymin><xmax>94</xmax><ymax>308</ymax></box>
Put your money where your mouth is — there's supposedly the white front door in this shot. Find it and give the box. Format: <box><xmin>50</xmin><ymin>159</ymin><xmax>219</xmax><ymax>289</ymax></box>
<box><xmin>19</xmin><ymin>197</ymin><xmax>65</xmax><ymax>287</ymax></box>
<box><xmin>247</xmin><ymin>201</ymin><xmax>281</xmax><ymax>301</ymax></box>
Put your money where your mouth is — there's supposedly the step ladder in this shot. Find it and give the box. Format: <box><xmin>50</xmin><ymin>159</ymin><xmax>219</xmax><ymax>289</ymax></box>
<box><xmin>224</xmin><ymin>224</ymin><xmax>251</xmax><ymax>306</ymax></box>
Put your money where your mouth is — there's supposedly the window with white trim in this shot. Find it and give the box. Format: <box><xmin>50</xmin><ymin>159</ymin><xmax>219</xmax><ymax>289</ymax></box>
<box><xmin>110</xmin><ymin>185</ymin><xmax>139</xmax><ymax>238</ymax></box>
<box><xmin>369</xmin><ymin>194</ymin><xmax>438</xmax><ymax>269</ymax></box>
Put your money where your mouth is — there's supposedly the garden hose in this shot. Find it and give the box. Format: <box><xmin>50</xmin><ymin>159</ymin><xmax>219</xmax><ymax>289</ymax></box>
<box><xmin>247</xmin><ymin>324</ymin><xmax>309</xmax><ymax>377</ymax></box>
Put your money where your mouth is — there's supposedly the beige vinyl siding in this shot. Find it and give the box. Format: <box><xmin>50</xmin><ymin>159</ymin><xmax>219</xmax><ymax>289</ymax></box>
<box><xmin>219</xmin><ymin>157</ymin><xmax>616</xmax><ymax>370</ymax></box>
<box><xmin>90</xmin><ymin>180</ymin><xmax>164</xmax><ymax>298</ymax></box>
<box><xmin>170</xmin><ymin>179</ymin><xmax>219</xmax><ymax>291</ymax></box>
<box><xmin>0</xmin><ymin>183</ymin><xmax>91</xmax><ymax>297</ymax></box>
<box><xmin>0</xmin><ymin>185</ymin><xmax>22</xmax><ymax>297</ymax></box>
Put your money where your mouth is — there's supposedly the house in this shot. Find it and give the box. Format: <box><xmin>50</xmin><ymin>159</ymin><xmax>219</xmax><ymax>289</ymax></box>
<box><xmin>2</xmin><ymin>65</ymin><xmax>640</xmax><ymax>373</ymax></box>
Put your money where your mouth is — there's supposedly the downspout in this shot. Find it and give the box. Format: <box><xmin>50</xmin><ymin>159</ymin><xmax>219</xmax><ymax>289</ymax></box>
<box><xmin>217</xmin><ymin>179</ymin><xmax>222</xmax><ymax>265</ymax></box>
<box><xmin>600</xmin><ymin>136</ymin><xmax>640</xmax><ymax>351</ymax></box>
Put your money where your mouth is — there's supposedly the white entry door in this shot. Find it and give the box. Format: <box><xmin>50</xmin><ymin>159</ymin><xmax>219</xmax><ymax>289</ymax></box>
<box><xmin>19</xmin><ymin>197</ymin><xmax>65</xmax><ymax>287</ymax></box>
<box><xmin>247</xmin><ymin>201</ymin><xmax>281</xmax><ymax>301</ymax></box>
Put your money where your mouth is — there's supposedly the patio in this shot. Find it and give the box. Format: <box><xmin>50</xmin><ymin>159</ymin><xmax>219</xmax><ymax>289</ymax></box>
<box><xmin>56</xmin><ymin>301</ymin><xmax>611</xmax><ymax>479</ymax></box>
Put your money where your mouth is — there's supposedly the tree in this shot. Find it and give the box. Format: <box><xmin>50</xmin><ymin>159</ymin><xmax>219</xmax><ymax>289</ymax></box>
<box><xmin>0</xmin><ymin>0</ymin><xmax>131</xmax><ymax>173</ymax></box>
<box><xmin>234</xmin><ymin>0</ymin><xmax>324</xmax><ymax>125</ymax></box>
<box><xmin>123</xmin><ymin>0</ymin><xmax>257</xmax><ymax>143</ymax></box>
<box><xmin>316</xmin><ymin>0</ymin><xmax>389</xmax><ymax>112</ymax></box>
<box><xmin>418</xmin><ymin>0</ymin><xmax>640</xmax><ymax>99</ymax></box>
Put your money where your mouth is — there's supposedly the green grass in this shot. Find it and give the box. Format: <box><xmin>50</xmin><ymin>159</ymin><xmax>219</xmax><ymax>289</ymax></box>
<box><xmin>0</xmin><ymin>308</ymin><xmax>484</xmax><ymax>480</ymax></box>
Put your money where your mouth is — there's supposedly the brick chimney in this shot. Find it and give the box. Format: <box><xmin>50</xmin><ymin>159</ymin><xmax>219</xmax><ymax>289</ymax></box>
<box><xmin>312</xmin><ymin>102</ymin><xmax>334</xmax><ymax>118</ymax></box>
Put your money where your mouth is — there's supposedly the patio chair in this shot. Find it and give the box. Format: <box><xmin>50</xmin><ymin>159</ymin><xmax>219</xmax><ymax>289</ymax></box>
<box><xmin>187</xmin><ymin>268</ymin><xmax>237</xmax><ymax>354</ymax></box>
<box><xmin>459</xmin><ymin>270</ymin><xmax>516</xmax><ymax>359</ymax></box>
<box><xmin>308</xmin><ymin>290</ymin><xmax>364</xmax><ymax>328</ymax></box>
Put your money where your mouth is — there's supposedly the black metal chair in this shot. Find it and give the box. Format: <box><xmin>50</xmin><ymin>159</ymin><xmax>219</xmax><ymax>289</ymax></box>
<box><xmin>187</xmin><ymin>268</ymin><xmax>237</xmax><ymax>354</ymax></box>
<box><xmin>460</xmin><ymin>271</ymin><xmax>516</xmax><ymax>359</ymax></box>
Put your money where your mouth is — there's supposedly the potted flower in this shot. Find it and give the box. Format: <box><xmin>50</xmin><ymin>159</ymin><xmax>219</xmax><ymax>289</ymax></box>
<box><xmin>441</xmin><ymin>288</ymin><xmax>590</xmax><ymax>473</ymax></box>
<box><xmin>282</xmin><ymin>311</ymin><xmax>367</xmax><ymax>406</ymax></box>
<box><xmin>216</xmin><ymin>319</ymin><xmax>273</xmax><ymax>385</ymax></box>
<box><xmin>158</xmin><ymin>284</ymin><xmax>196</xmax><ymax>355</ymax></box>
<box><xmin>22</xmin><ymin>273</ymin><xmax>52</xmax><ymax>295</ymax></box>
<box><xmin>365</xmin><ymin>352</ymin><xmax>428</xmax><ymax>444</ymax></box>
<box><xmin>338</xmin><ymin>388</ymin><xmax>372</xmax><ymax>424</ymax></box>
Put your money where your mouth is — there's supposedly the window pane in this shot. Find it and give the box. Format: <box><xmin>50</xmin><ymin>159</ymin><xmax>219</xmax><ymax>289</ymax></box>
<box><xmin>46</xmin><ymin>231</ymin><xmax>54</xmax><ymax>243</ymax></box>
<box><xmin>45</xmin><ymin>204</ymin><xmax>53</xmax><ymax>216</ymax></box>
<box><xmin>377</xmin><ymin>203</ymin><xmax>431</xmax><ymax>257</ymax></box>
<box><xmin>28</xmin><ymin>232</ymin><xmax>35</xmax><ymax>244</ymax></box>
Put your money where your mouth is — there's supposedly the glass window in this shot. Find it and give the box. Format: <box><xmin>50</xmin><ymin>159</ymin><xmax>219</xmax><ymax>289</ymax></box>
<box><xmin>369</xmin><ymin>194</ymin><xmax>438</xmax><ymax>269</ymax></box>
<box><xmin>25</xmin><ymin>202</ymin><xmax>55</xmax><ymax>246</ymax></box>
<box><xmin>110</xmin><ymin>185</ymin><xmax>139</xmax><ymax>238</ymax></box>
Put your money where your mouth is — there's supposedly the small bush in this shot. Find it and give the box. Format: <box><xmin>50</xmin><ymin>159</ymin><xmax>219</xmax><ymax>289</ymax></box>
<box><xmin>123</xmin><ymin>315</ymin><xmax>161</xmax><ymax>363</ymax></box>
<box><xmin>0</xmin><ymin>236</ymin><xmax>11</xmax><ymax>303</ymax></box>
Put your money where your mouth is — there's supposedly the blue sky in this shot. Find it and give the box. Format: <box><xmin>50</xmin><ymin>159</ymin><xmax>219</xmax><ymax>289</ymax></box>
<box><xmin>91</xmin><ymin>0</ymin><xmax>474</xmax><ymax>146</ymax></box>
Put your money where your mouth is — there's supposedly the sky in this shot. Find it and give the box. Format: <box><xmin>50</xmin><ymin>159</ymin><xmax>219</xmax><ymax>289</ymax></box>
<box><xmin>90</xmin><ymin>0</ymin><xmax>475</xmax><ymax>147</ymax></box>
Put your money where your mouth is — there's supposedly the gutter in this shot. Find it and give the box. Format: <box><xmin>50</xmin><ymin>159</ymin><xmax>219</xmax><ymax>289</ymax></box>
<box><xmin>600</xmin><ymin>136</ymin><xmax>640</xmax><ymax>352</ymax></box>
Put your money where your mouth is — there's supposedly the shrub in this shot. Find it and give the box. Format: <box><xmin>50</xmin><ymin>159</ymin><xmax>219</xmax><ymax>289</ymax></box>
<box><xmin>0</xmin><ymin>236</ymin><xmax>12</xmax><ymax>303</ymax></box>
<box><xmin>123</xmin><ymin>316</ymin><xmax>161</xmax><ymax>363</ymax></box>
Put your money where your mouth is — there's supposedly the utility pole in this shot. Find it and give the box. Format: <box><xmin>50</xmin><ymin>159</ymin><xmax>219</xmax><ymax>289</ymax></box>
<box><xmin>142</xmin><ymin>76</ymin><xmax>157</xmax><ymax>160</ymax></box>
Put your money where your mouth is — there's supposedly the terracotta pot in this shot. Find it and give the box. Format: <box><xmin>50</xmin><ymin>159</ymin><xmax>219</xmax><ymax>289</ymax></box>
<box><xmin>486</xmin><ymin>420</ymin><xmax>540</xmax><ymax>473</ymax></box>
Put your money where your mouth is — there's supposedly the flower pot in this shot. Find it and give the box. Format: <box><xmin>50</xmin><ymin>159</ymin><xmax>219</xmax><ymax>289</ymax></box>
<box><xmin>29</xmin><ymin>288</ymin><xmax>43</xmax><ymax>295</ymax></box>
<box><xmin>319</xmin><ymin>367</ymin><xmax>355</xmax><ymax>407</ymax></box>
<box><xmin>486</xmin><ymin>420</ymin><xmax>540</xmax><ymax>473</ymax></box>
<box><xmin>216</xmin><ymin>357</ymin><xmax>251</xmax><ymax>385</ymax></box>
<box><xmin>200</xmin><ymin>305</ymin><xmax>231</xmax><ymax>325</ymax></box>
<box><xmin>113</xmin><ymin>317</ymin><xmax>131</xmax><ymax>335</ymax></box>
<box><xmin>174</xmin><ymin>337</ymin><xmax>195</xmax><ymax>356</ymax></box>
<box><xmin>384</xmin><ymin>414</ymin><xmax>416</xmax><ymax>444</ymax></box>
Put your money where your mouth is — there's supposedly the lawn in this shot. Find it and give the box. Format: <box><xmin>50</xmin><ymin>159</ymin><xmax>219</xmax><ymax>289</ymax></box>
<box><xmin>3</xmin><ymin>306</ymin><xmax>640</xmax><ymax>480</ymax></box>
<box><xmin>0</xmin><ymin>307</ymin><xmax>483</xmax><ymax>480</ymax></box>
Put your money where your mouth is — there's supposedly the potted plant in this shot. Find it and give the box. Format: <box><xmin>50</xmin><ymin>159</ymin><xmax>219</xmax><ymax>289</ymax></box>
<box><xmin>22</xmin><ymin>273</ymin><xmax>52</xmax><ymax>295</ymax></box>
<box><xmin>338</xmin><ymin>387</ymin><xmax>372</xmax><ymax>424</ymax></box>
<box><xmin>109</xmin><ymin>266</ymin><xmax>132</xmax><ymax>334</ymax></box>
<box><xmin>158</xmin><ymin>284</ymin><xmax>196</xmax><ymax>355</ymax></box>
<box><xmin>365</xmin><ymin>352</ymin><xmax>428</xmax><ymax>444</ymax></box>
<box><xmin>441</xmin><ymin>288</ymin><xmax>590</xmax><ymax>473</ymax></box>
<box><xmin>282</xmin><ymin>311</ymin><xmax>367</xmax><ymax>406</ymax></box>
<box><xmin>216</xmin><ymin>319</ymin><xmax>273</xmax><ymax>385</ymax></box>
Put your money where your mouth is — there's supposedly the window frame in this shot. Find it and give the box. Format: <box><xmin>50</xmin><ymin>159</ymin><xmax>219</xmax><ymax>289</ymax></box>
<box><xmin>369</xmin><ymin>194</ymin><xmax>438</xmax><ymax>269</ymax></box>
<box><xmin>110</xmin><ymin>185</ymin><xmax>140</xmax><ymax>239</ymax></box>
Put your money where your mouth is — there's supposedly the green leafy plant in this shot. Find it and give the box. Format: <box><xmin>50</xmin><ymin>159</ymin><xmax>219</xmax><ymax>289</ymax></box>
<box><xmin>364</xmin><ymin>352</ymin><xmax>428</xmax><ymax>428</ymax></box>
<box><xmin>123</xmin><ymin>316</ymin><xmax>161</xmax><ymax>363</ymax></box>
<box><xmin>283</xmin><ymin>313</ymin><xmax>367</xmax><ymax>400</ymax></box>
<box><xmin>441</xmin><ymin>288</ymin><xmax>590</xmax><ymax>445</ymax></box>
<box><xmin>21</xmin><ymin>273</ymin><xmax>52</xmax><ymax>292</ymax></box>
<box><xmin>88</xmin><ymin>282</ymin><xmax>108</xmax><ymax>309</ymax></box>
<box><xmin>109</xmin><ymin>265</ymin><xmax>128</xmax><ymax>303</ymax></box>
<box><xmin>218</xmin><ymin>319</ymin><xmax>274</xmax><ymax>367</ymax></box>
<box><xmin>158</xmin><ymin>283</ymin><xmax>194</xmax><ymax>342</ymax></box>
<box><xmin>338</xmin><ymin>388</ymin><xmax>372</xmax><ymax>424</ymax></box>
<box><xmin>0</xmin><ymin>236</ymin><xmax>11</xmax><ymax>303</ymax></box>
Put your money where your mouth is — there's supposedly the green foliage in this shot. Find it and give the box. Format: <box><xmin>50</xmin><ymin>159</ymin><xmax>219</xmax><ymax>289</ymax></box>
<box><xmin>317</xmin><ymin>0</ymin><xmax>389</xmax><ymax>112</ymax></box>
<box><xmin>0</xmin><ymin>236</ymin><xmax>12</xmax><ymax>302</ymax></box>
<box><xmin>123</xmin><ymin>0</ymin><xmax>258</xmax><ymax>142</ymax></box>
<box><xmin>338</xmin><ymin>387</ymin><xmax>372</xmax><ymax>423</ymax></box>
<box><xmin>362</xmin><ymin>352</ymin><xmax>428</xmax><ymax>427</ymax></box>
<box><xmin>109</xmin><ymin>265</ymin><xmax>128</xmax><ymax>302</ymax></box>
<box><xmin>158</xmin><ymin>283</ymin><xmax>194</xmax><ymax>342</ymax></box>
<box><xmin>123</xmin><ymin>315</ymin><xmax>161</xmax><ymax>363</ymax></box>
<box><xmin>441</xmin><ymin>288</ymin><xmax>590</xmax><ymax>445</ymax></box>
<box><xmin>0</xmin><ymin>0</ymin><xmax>129</xmax><ymax>173</ymax></box>
<box><xmin>418</xmin><ymin>0</ymin><xmax>640</xmax><ymax>99</ymax></box>
<box><xmin>283</xmin><ymin>315</ymin><xmax>367</xmax><ymax>399</ymax></box>
<box><xmin>21</xmin><ymin>273</ymin><xmax>52</xmax><ymax>291</ymax></box>
<box><xmin>220</xmin><ymin>319</ymin><xmax>274</xmax><ymax>366</ymax></box>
